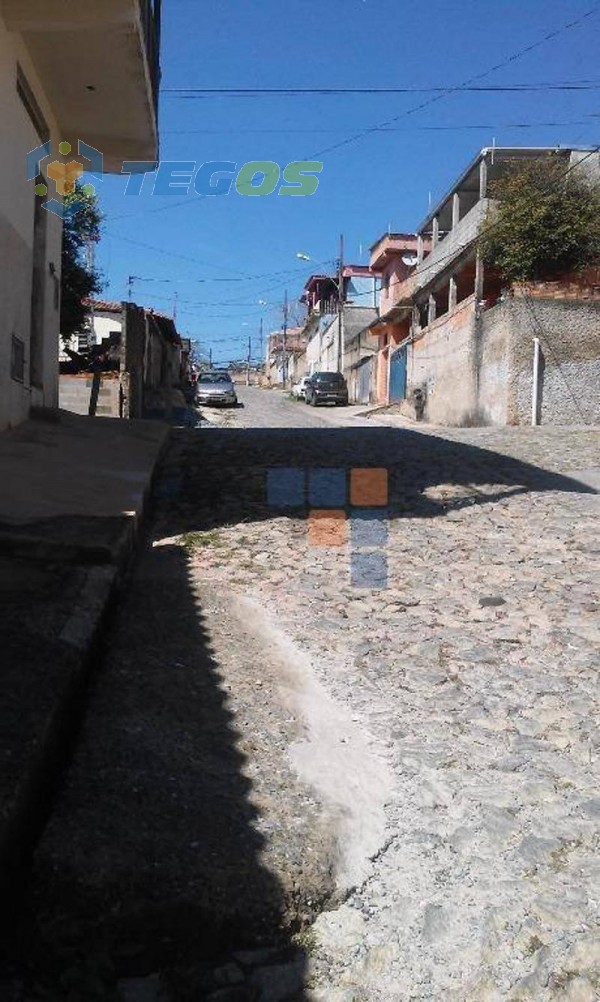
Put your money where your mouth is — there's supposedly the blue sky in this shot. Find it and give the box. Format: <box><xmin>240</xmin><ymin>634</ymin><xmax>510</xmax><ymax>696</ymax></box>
<box><xmin>96</xmin><ymin>0</ymin><xmax>600</xmax><ymax>365</ymax></box>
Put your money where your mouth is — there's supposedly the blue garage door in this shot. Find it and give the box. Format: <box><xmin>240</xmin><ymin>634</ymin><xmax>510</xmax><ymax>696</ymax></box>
<box><xmin>389</xmin><ymin>346</ymin><xmax>407</xmax><ymax>401</ymax></box>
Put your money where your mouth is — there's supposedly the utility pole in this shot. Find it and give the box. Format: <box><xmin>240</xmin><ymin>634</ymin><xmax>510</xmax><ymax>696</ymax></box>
<box><xmin>246</xmin><ymin>333</ymin><xmax>251</xmax><ymax>386</ymax></box>
<box><xmin>127</xmin><ymin>275</ymin><xmax>136</xmax><ymax>301</ymax></box>
<box><xmin>337</xmin><ymin>233</ymin><xmax>344</xmax><ymax>373</ymax></box>
<box><xmin>282</xmin><ymin>289</ymin><xmax>288</xmax><ymax>389</ymax></box>
<box><xmin>86</xmin><ymin>241</ymin><xmax>96</xmax><ymax>351</ymax></box>
<box><xmin>259</xmin><ymin>317</ymin><xmax>264</xmax><ymax>371</ymax></box>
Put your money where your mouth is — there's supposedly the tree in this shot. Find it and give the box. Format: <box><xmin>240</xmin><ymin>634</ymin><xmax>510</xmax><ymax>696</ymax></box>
<box><xmin>60</xmin><ymin>182</ymin><xmax>104</xmax><ymax>341</ymax></box>
<box><xmin>479</xmin><ymin>155</ymin><xmax>600</xmax><ymax>285</ymax></box>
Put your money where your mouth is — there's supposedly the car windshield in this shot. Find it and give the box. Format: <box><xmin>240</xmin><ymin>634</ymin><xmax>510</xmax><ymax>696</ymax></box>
<box><xmin>198</xmin><ymin>373</ymin><xmax>231</xmax><ymax>384</ymax></box>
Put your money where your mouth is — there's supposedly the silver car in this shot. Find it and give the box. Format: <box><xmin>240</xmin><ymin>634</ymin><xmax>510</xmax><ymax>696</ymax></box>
<box><xmin>195</xmin><ymin>371</ymin><xmax>238</xmax><ymax>407</ymax></box>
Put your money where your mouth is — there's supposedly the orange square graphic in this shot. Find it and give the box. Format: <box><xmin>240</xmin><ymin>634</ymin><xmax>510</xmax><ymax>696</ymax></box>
<box><xmin>308</xmin><ymin>509</ymin><xmax>348</xmax><ymax>547</ymax></box>
<box><xmin>350</xmin><ymin>468</ymin><xmax>388</xmax><ymax>506</ymax></box>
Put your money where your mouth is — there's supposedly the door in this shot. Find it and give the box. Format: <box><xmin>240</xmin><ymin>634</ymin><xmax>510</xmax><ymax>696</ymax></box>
<box><xmin>389</xmin><ymin>346</ymin><xmax>407</xmax><ymax>402</ymax></box>
<box><xmin>357</xmin><ymin>357</ymin><xmax>373</xmax><ymax>405</ymax></box>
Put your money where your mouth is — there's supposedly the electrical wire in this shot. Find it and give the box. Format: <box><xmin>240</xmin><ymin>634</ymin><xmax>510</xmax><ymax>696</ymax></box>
<box><xmin>163</xmin><ymin>81</ymin><xmax>600</xmax><ymax>97</ymax></box>
<box><xmin>162</xmin><ymin>120</ymin><xmax>594</xmax><ymax>135</ymax></box>
<box><xmin>305</xmin><ymin>5</ymin><xmax>600</xmax><ymax>159</ymax></box>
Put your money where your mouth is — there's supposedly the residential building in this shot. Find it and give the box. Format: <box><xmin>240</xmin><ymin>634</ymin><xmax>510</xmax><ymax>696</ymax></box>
<box><xmin>374</xmin><ymin>147</ymin><xmax>600</xmax><ymax>425</ymax></box>
<box><xmin>301</xmin><ymin>267</ymin><xmax>379</xmax><ymax>393</ymax></box>
<box><xmin>1</xmin><ymin>0</ymin><xmax>161</xmax><ymax>431</ymax></box>
<box><xmin>367</xmin><ymin>233</ymin><xmax>423</xmax><ymax>405</ymax></box>
<box><xmin>264</xmin><ymin>327</ymin><xmax>306</xmax><ymax>386</ymax></box>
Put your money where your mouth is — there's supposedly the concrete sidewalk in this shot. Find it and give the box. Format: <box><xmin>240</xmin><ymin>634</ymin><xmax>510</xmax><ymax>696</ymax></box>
<box><xmin>0</xmin><ymin>410</ymin><xmax>169</xmax><ymax>923</ymax></box>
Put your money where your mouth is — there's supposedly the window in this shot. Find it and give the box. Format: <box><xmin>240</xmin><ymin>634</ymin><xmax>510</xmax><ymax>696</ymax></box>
<box><xmin>11</xmin><ymin>336</ymin><xmax>25</xmax><ymax>383</ymax></box>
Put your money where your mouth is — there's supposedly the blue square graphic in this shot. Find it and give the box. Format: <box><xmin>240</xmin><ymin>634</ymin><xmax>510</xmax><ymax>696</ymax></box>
<box><xmin>309</xmin><ymin>468</ymin><xmax>347</xmax><ymax>507</ymax></box>
<box><xmin>350</xmin><ymin>509</ymin><xmax>389</xmax><ymax>548</ymax></box>
<box><xmin>267</xmin><ymin>467</ymin><xmax>305</xmax><ymax>508</ymax></box>
<box><xmin>351</xmin><ymin>551</ymin><xmax>388</xmax><ymax>589</ymax></box>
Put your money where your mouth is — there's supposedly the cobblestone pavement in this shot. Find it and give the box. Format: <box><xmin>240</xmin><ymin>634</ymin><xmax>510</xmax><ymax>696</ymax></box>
<box><xmin>188</xmin><ymin>388</ymin><xmax>600</xmax><ymax>1001</ymax></box>
<box><xmin>22</xmin><ymin>389</ymin><xmax>600</xmax><ymax>1002</ymax></box>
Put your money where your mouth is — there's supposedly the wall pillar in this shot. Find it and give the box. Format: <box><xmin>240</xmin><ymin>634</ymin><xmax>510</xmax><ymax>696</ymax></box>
<box><xmin>452</xmin><ymin>192</ymin><xmax>460</xmax><ymax>228</ymax></box>
<box><xmin>427</xmin><ymin>294</ymin><xmax>436</xmax><ymax>327</ymax></box>
<box><xmin>432</xmin><ymin>216</ymin><xmax>439</xmax><ymax>248</ymax></box>
<box><xmin>475</xmin><ymin>252</ymin><xmax>484</xmax><ymax>302</ymax></box>
<box><xmin>417</xmin><ymin>234</ymin><xmax>424</xmax><ymax>264</ymax></box>
<box><xmin>449</xmin><ymin>275</ymin><xmax>457</xmax><ymax>311</ymax></box>
<box><xmin>479</xmin><ymin>156</ymin><xmax>488</xmax><ymax>199</ymax></box>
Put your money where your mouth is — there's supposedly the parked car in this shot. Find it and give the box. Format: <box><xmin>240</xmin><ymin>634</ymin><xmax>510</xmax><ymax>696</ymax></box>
<box><xmin>291</xmin><ymin>375</ymin><xmax>311</xmax><ymax>399</ymax></box>
<box><xmin>305</xmin><ymin>371</ymin><xmax>349</xmax><ymax>407</ymax></box>
<box><xmin>195</xmin><ymin>371</ymin><xmax>238</xmax><ymax>407</ymax></box>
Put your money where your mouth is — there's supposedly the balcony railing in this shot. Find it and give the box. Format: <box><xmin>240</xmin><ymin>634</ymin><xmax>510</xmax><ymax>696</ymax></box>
<box><xmin>415</xmin><ymin>199</ymin><xmax>492</xmax><ymax>292</ymax></box>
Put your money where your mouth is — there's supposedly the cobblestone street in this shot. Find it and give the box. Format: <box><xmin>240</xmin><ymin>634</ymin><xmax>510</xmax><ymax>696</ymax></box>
<box><xmin>24</xmin><ymin>388</ymin><xmax>600</xmax><ymax>1001</ymax></box>
<box><xmin>184</xmin><ymin>389</ymin><xmax>600</xmax><ymax>1001</ymax></box>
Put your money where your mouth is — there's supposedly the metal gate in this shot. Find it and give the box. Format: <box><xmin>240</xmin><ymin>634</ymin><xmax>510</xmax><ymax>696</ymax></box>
<box><xmin>357</xmin><ymin>356</ymin><xmax>373</xmax><ymax>405</ymax></box>
<box><xmin>389</xmin><ymin>346</ymin><xmax>407</xmax><ymax>401</ymax></box>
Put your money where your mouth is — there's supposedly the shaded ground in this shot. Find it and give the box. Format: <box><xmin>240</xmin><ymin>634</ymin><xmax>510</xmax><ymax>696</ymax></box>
<box><xmin>7</xmin><ymin>389</ymin><xmax>600</xmax><ymax>1001</ymax></box>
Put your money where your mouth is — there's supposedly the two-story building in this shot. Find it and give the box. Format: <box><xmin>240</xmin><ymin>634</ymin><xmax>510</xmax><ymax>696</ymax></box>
<box><xmin>301</xmin><ymin>267</ymin><xmax>379</xmax><ymax>392</ymax></box>
<box><xmin>0</xmin><ymin>0</ymin><xmax>161</xmax><ymax>431</ymax></box>
<box><xmin>375</xmin><ymin>147</ymin><xmax>600</xmax><ymax>425</ymax></box>
<box><xmin>368</xmin><ymin>233</ymin><xmax>423</xmax><ymax>405</ymax></box>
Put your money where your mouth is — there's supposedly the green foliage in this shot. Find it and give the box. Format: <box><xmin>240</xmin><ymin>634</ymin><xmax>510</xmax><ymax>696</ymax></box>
<box><xmin>60</xmin><ymin>182</ymin><xmax>104</xmax><ymax>341</ymax></box>
<box><xmin>479</xmin><ymin>155</ymin><xmax>600</xmax><ymax>284</ymax></box>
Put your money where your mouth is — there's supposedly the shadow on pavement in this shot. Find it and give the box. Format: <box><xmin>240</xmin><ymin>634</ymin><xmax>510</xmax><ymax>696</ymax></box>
<box><xmin>7</xmin><ymin>423</ymin><xmax>595</xmax><ymax>1001</ymax></box>
<box><xmin>157</xmin><ymin>424</ymin><xmax>596</xmax><ymax>540</ymax></box>
<box><xmin>12</xmin><ymin>540</ymin><xmax>310</xmax><ymax>1000</ymax></box>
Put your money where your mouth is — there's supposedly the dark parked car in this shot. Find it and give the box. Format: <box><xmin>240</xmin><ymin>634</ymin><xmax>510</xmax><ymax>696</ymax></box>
<box><xmin>305</xmin><ymin>371</ymin><xmax>349</xmax><ymax>407</ymax></box>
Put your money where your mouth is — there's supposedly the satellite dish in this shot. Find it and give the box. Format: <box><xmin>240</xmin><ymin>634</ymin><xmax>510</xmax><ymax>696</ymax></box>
<box><xmin>402</xmin><ymin>253</ymin><xmax>419</xmax><ymax>267</ymax></box>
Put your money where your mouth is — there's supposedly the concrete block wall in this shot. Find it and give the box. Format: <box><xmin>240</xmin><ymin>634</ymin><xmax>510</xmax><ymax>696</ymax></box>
<box><xmin>59</xmin><ymin>375</ymin><xmax>121</xmax><ymax>418</ymax></box>
<box><xmin>404</xmin><ymin>290</ymin><xmax>600</xmax><ymax>427</ymax></box>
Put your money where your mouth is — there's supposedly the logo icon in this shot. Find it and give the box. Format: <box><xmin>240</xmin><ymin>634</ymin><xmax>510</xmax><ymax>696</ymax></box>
<box><xmin>26</xmin><ymin>139</ymin><xmax>103</xmax><ymax>218</ymax></box>
<box><xmin>266</xmin><ymin>466</ymin><xmax>390</xmax><ymax>589</ymax></box>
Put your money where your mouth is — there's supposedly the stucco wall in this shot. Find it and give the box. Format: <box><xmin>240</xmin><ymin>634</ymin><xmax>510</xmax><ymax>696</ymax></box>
<box><xmin>508</xmin><ymin>297</ymin><xmax>600</xmax><ymax>425</ymax></box>
<box><xmin>406</xmin><ymin>293</ymin><xmax>600</xmax><ymax>427</ymax></box>
<box><xmin>408</xmin><ymin>297</ymin><xmax>477</xmax><ymax>425</ymax></box>
<box><xmin>0</xmin><ymin>14</ymin><xmax>62</xmax><ymax>430</ymax></box>
<box><xmin>477</xmin><ymin>302</ymin><xmax>510</xmax><ymax>425</ymax></box>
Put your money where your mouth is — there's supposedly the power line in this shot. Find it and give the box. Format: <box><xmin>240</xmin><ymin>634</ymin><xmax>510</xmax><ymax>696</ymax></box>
<box><xmin>305</xmin><ymin>5</ymin><xmax>600</xmax><ymax>159</ymax></box>
<box><xmin>163</xmin><ymin>80</ymin><xmax>600</xmax><ymax>97</ymax></box>
<box><xmin>162</xmin><ymin>119</ymin><xmax>595</xmax><ymax>135</ymax></box>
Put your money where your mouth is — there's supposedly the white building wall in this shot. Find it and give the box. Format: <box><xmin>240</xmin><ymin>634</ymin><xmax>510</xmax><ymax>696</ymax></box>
<box><xmin>89</xmin><ymin>313</ymin><xmax>122</xmax><ymax>346</ymax></box>
<box><xmin>0</xmin><ymin>13</ymin><xmax>62</xmax><ymax>430</ymax></box>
